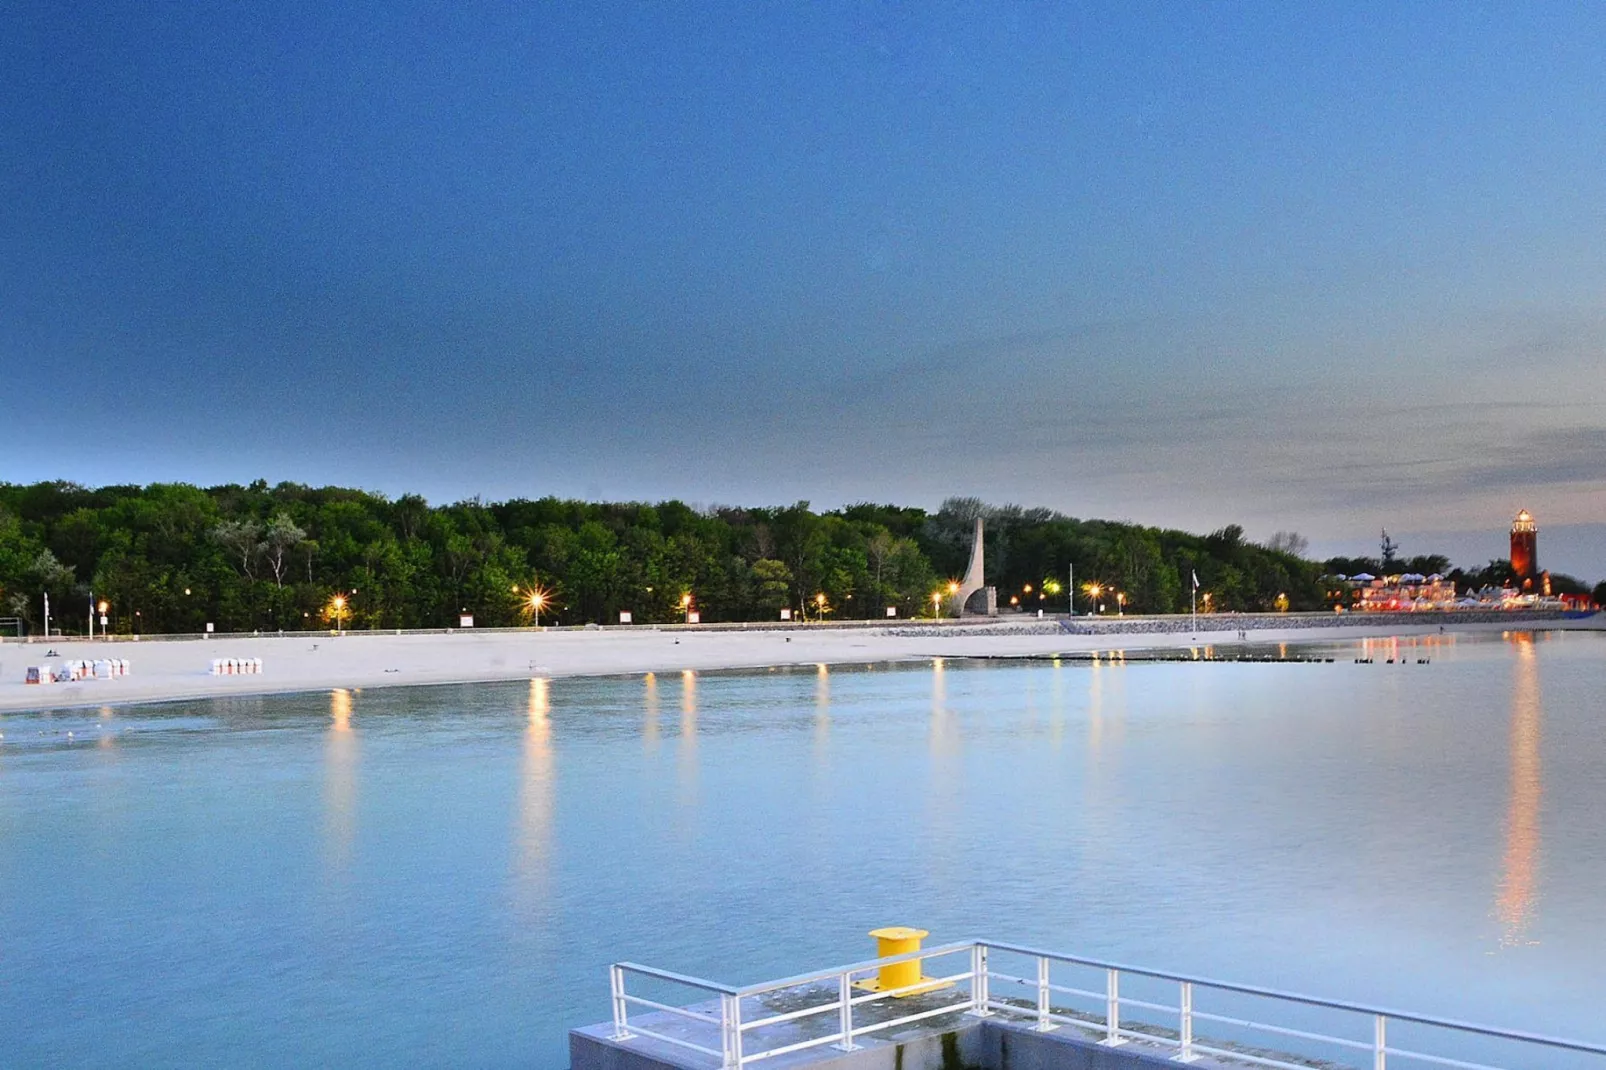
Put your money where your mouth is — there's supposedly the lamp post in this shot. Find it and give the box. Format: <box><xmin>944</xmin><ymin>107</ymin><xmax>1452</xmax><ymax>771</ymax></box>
<box><xmin>514</xmin><ymin>584</ymin><xmax>550</xmax><ymax>627</ymax></box>
<box><xmin>681</xmin><ymin>593</ymin><xmax>692</xmax><ymax>624</ymax></box>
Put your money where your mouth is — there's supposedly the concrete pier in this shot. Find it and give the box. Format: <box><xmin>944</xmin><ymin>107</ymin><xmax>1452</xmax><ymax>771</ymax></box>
<box><xmin>572</xmin><ymin>1003</ymin><xmax>1215</xmax><ymax>1070</ymax></box>
<box><xmin>571</xmin><ymin>937</ymin><xmax>1606</xmax><ymax>1070</ymax></box>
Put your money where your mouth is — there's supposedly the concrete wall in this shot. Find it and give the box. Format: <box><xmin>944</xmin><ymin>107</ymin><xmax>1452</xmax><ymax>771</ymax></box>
<box><xmin>983</xmin><ymin>1022</ymin><xmax>1198</xmax><ymax>1070</ymax></box>
<box><xmin>570</xmin><ymin>1018</ymin><xmax>1232</xmax><ymax>1070</ymax></box>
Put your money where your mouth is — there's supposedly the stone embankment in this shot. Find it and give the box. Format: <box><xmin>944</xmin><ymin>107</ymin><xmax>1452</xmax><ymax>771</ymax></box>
<box><xmin>1058</xmin><ymin>608</ymin><xmax>1578</xmax><ymax>635</ymax></box>
<box><xmin>890</xmin><ymin>609</ymin><xmax>1581</xmax><ymax>639</ymax></box>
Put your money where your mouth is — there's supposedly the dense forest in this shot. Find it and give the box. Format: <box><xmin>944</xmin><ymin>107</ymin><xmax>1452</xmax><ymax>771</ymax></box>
<box><xmin>0</xmin><ymin>481</ymin><xmax>1347</xmax><ymax>635</ymax></box>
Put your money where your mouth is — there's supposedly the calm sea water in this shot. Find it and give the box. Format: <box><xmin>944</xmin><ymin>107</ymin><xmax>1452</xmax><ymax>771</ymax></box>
<box><xmin>2</xmin><ymin>631</ymin><xmax>1602</xmax><ymax>1068</ymax></box>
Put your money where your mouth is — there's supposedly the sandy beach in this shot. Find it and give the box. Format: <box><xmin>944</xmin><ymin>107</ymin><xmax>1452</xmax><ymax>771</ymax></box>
<box><xmin>2</xmin><ymin>614</ymin><xmax>1598</xmax><ymax>713</ymax></box>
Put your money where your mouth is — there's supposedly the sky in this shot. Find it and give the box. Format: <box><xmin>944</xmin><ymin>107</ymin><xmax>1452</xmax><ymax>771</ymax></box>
<box><xmin>4</xmin><ymin>2</ymin><xmax>1605</xmax><ymax>574</ymax></box>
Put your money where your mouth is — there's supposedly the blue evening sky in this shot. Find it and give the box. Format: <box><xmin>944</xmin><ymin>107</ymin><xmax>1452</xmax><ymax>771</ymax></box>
<box><xmin>4</xmin><ymin>3</ymin><xmax>1604</xmax><ymax>571</ymax></box>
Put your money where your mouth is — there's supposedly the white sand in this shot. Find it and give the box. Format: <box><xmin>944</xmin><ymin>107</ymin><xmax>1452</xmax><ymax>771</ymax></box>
<box><xmin>1</xmin><ymin>617</ymin><xmax>1598</xmax><ymax>713</ymax></box>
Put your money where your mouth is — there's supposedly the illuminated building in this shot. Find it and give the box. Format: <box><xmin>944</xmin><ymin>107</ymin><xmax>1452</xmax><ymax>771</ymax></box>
<box><xmin>1352</xmin><ymin>573</ymin><xmax>1458</xmax><ymax>611</ymax></box>
<box><xmin>1510</xmin><ymin>510</ymin><xmax>1537</xmax><ymax>588</ymax></box>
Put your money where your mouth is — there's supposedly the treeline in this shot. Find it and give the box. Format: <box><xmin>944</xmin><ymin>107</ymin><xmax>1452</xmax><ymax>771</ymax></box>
<box><xmin>0</xmin><ymin>481</ymin><xmax>1328</xmax><ymax>634</ymax></box>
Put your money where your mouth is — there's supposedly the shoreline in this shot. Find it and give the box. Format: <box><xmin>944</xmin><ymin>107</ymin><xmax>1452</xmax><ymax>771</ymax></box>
<box><xmin>2</xmin><ymin>614</ymin><xmax>1599</xmax><ymax>714</ymax></box>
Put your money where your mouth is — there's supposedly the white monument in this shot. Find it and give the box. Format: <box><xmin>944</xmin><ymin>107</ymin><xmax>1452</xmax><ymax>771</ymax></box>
<box><xmin>950</xmin><ymin>517</ymin><xmax>997</xmax><ymax>617</ymax></box>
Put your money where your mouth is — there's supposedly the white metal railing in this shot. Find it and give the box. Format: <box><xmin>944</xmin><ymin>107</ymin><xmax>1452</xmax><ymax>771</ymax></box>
<box><xmin>607</xmin><ymin>939</ymin><xmax>1606</xmax><ymax>1070</ymax></box>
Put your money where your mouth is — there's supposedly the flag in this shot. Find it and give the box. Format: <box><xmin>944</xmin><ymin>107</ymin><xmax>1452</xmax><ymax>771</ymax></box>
<box><xmin>1192</xmin><ymin>570</ymin><xmax>1200</xmax><ymax>590</ymax></box>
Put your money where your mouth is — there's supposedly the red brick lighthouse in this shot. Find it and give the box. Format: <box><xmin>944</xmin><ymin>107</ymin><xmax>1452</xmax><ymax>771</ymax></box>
<box><xmin>1510</xmin><ymin>509</ymin><xmax>1538</xmax><ymax>587</ymax></box>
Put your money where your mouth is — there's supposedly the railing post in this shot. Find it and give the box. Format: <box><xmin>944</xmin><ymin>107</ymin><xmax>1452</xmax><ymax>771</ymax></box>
<box><xmin>1100</xmin><ymin>967</ymin><xmax>1127</xmax><ymax>1047</ymax></box>
<box><xmin>968</xmin><ymin>944</ymin><xmax>993</xmax><ymax>1017</ymax></box>
<box><xmin>609</xmin><ymin>964</ymin><xmax>633</xmax><ymax>1041</ymax></box>
<box><xmin>720</xmin><ymin>992</ymin><xmax>743</xmax><ymax>1069</ymax></box>
<box><xmin>1374</xmin><ymin>1014</ymin><xmax>1386</xmax><ymax>1070</ymax></box>
<box><xmin>1035</xmin><ymin>955</ymin><xmax>1057</xmax><ymax>1032</ymax></box>
<box><xmin>835</xmin><ymin>971</ymin><xmax>859</xmax><ymax>1051</ymax></box>
<box><xmin>1174</xmin><ymin>981</ymin><xmax>1197</xmax><ymax>1063</ymax></box>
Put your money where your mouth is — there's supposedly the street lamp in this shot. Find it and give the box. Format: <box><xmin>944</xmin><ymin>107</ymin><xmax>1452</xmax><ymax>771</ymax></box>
<box><xmin>814</xmin><ymin>592</ymin><xmax>828</xmax><ymax>621</ymax></box>
<box><xmin>1084</xmin><ymin>582</ymin><xmax>1102</xmax><ymax>614</ymax></box>
<box><xmin>681</xmin><ymin>592</ymin><xmax>693</xmax><ymax>623</ymax></box>
<box><xmin>514</xmin><ymin>584</ymin><xmax>551</xmax><ymax>626</ymax></box>
<box><xmin>331</xmin><ymin>594</ymin><xmax>347</xmax><ymax>633</ymax></box>
<box><xmin>931</xmin><ymin>592</ymin><xmax>942</xmax><ymax>619</ymax></box>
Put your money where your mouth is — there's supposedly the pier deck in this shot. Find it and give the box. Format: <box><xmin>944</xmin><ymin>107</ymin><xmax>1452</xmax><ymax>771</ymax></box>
<box><xmin>571</xmin><ymin>938</ymin><xmax>1606</xmax><ymax>1070</ymax></box>
<box><xmin>572</xmin><ymin>1000</ymin><xmax>1203</xmax><ymax>1070</ymax></box>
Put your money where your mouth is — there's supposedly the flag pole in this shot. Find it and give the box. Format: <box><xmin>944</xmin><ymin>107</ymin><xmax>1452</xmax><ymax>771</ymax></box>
<box><xmin>1191</xmin><ymin>569</ymin><xmax>1198</xmax><ymax>637</ymax></box>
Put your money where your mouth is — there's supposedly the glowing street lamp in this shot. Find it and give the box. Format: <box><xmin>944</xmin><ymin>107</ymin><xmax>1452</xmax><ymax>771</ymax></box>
<box><xmin>512</xmin><ymin>584</ymin><xmax>552</xmax><ymax>626</ymax></box>
<box><xmin>681</xmin><ymin>592</ymin><xmax>693</xmax><ymax>624</ymax></box>
<box><xmin>330</xmin><ymin>594</ymin><xmax>347</xmax><ymax>633</ymax></box>
<box><xmin>931</xmin><ymin>592</ymin><xmax>942</xmax><ymax>619</ymax></box>
<box><xmin>1084</xmin><ymin>582</ymin><xmax>1103</xmax><ymax>613</ymax></box>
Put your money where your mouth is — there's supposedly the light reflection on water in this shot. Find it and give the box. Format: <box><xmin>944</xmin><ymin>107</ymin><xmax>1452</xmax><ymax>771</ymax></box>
<box><xmin>678</xmin><ymin>669</ymin><xmax>698</xmax><ymax>805</ymax></box>
<box><xmin>1497</xmin><ymin>635</ymin><xmax>1541</xmax><ymax>947</ymax></box>
<box><xmin>513</xmin><ymin>678</ymin><xmax>553</xmax><ymax>910</ymax></box>
<box><xmin>814</xmin><ymin>662</ymin><xmax>830</xmax><ymax>753</ymax></box>
<box><xmin>642</xmin><ymin>670</ymin><xmax>659</xmax><ymax>752</ymax></box>
<box><xmin>324</xmin><ymin>687</ymin><xmax>355</xmax><ymax>872</ymax></box>
<box><xmin>1</xmin><ymin>631</ymin><xmax>1604</xmax><ymax>1069</ymax></box>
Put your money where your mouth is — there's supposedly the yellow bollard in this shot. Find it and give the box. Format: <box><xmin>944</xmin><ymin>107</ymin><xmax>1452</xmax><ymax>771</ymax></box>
<box><xmin>855</xmin><ymin>927</ymin><xmax>950</xmax><ymax>997</ymax></box>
